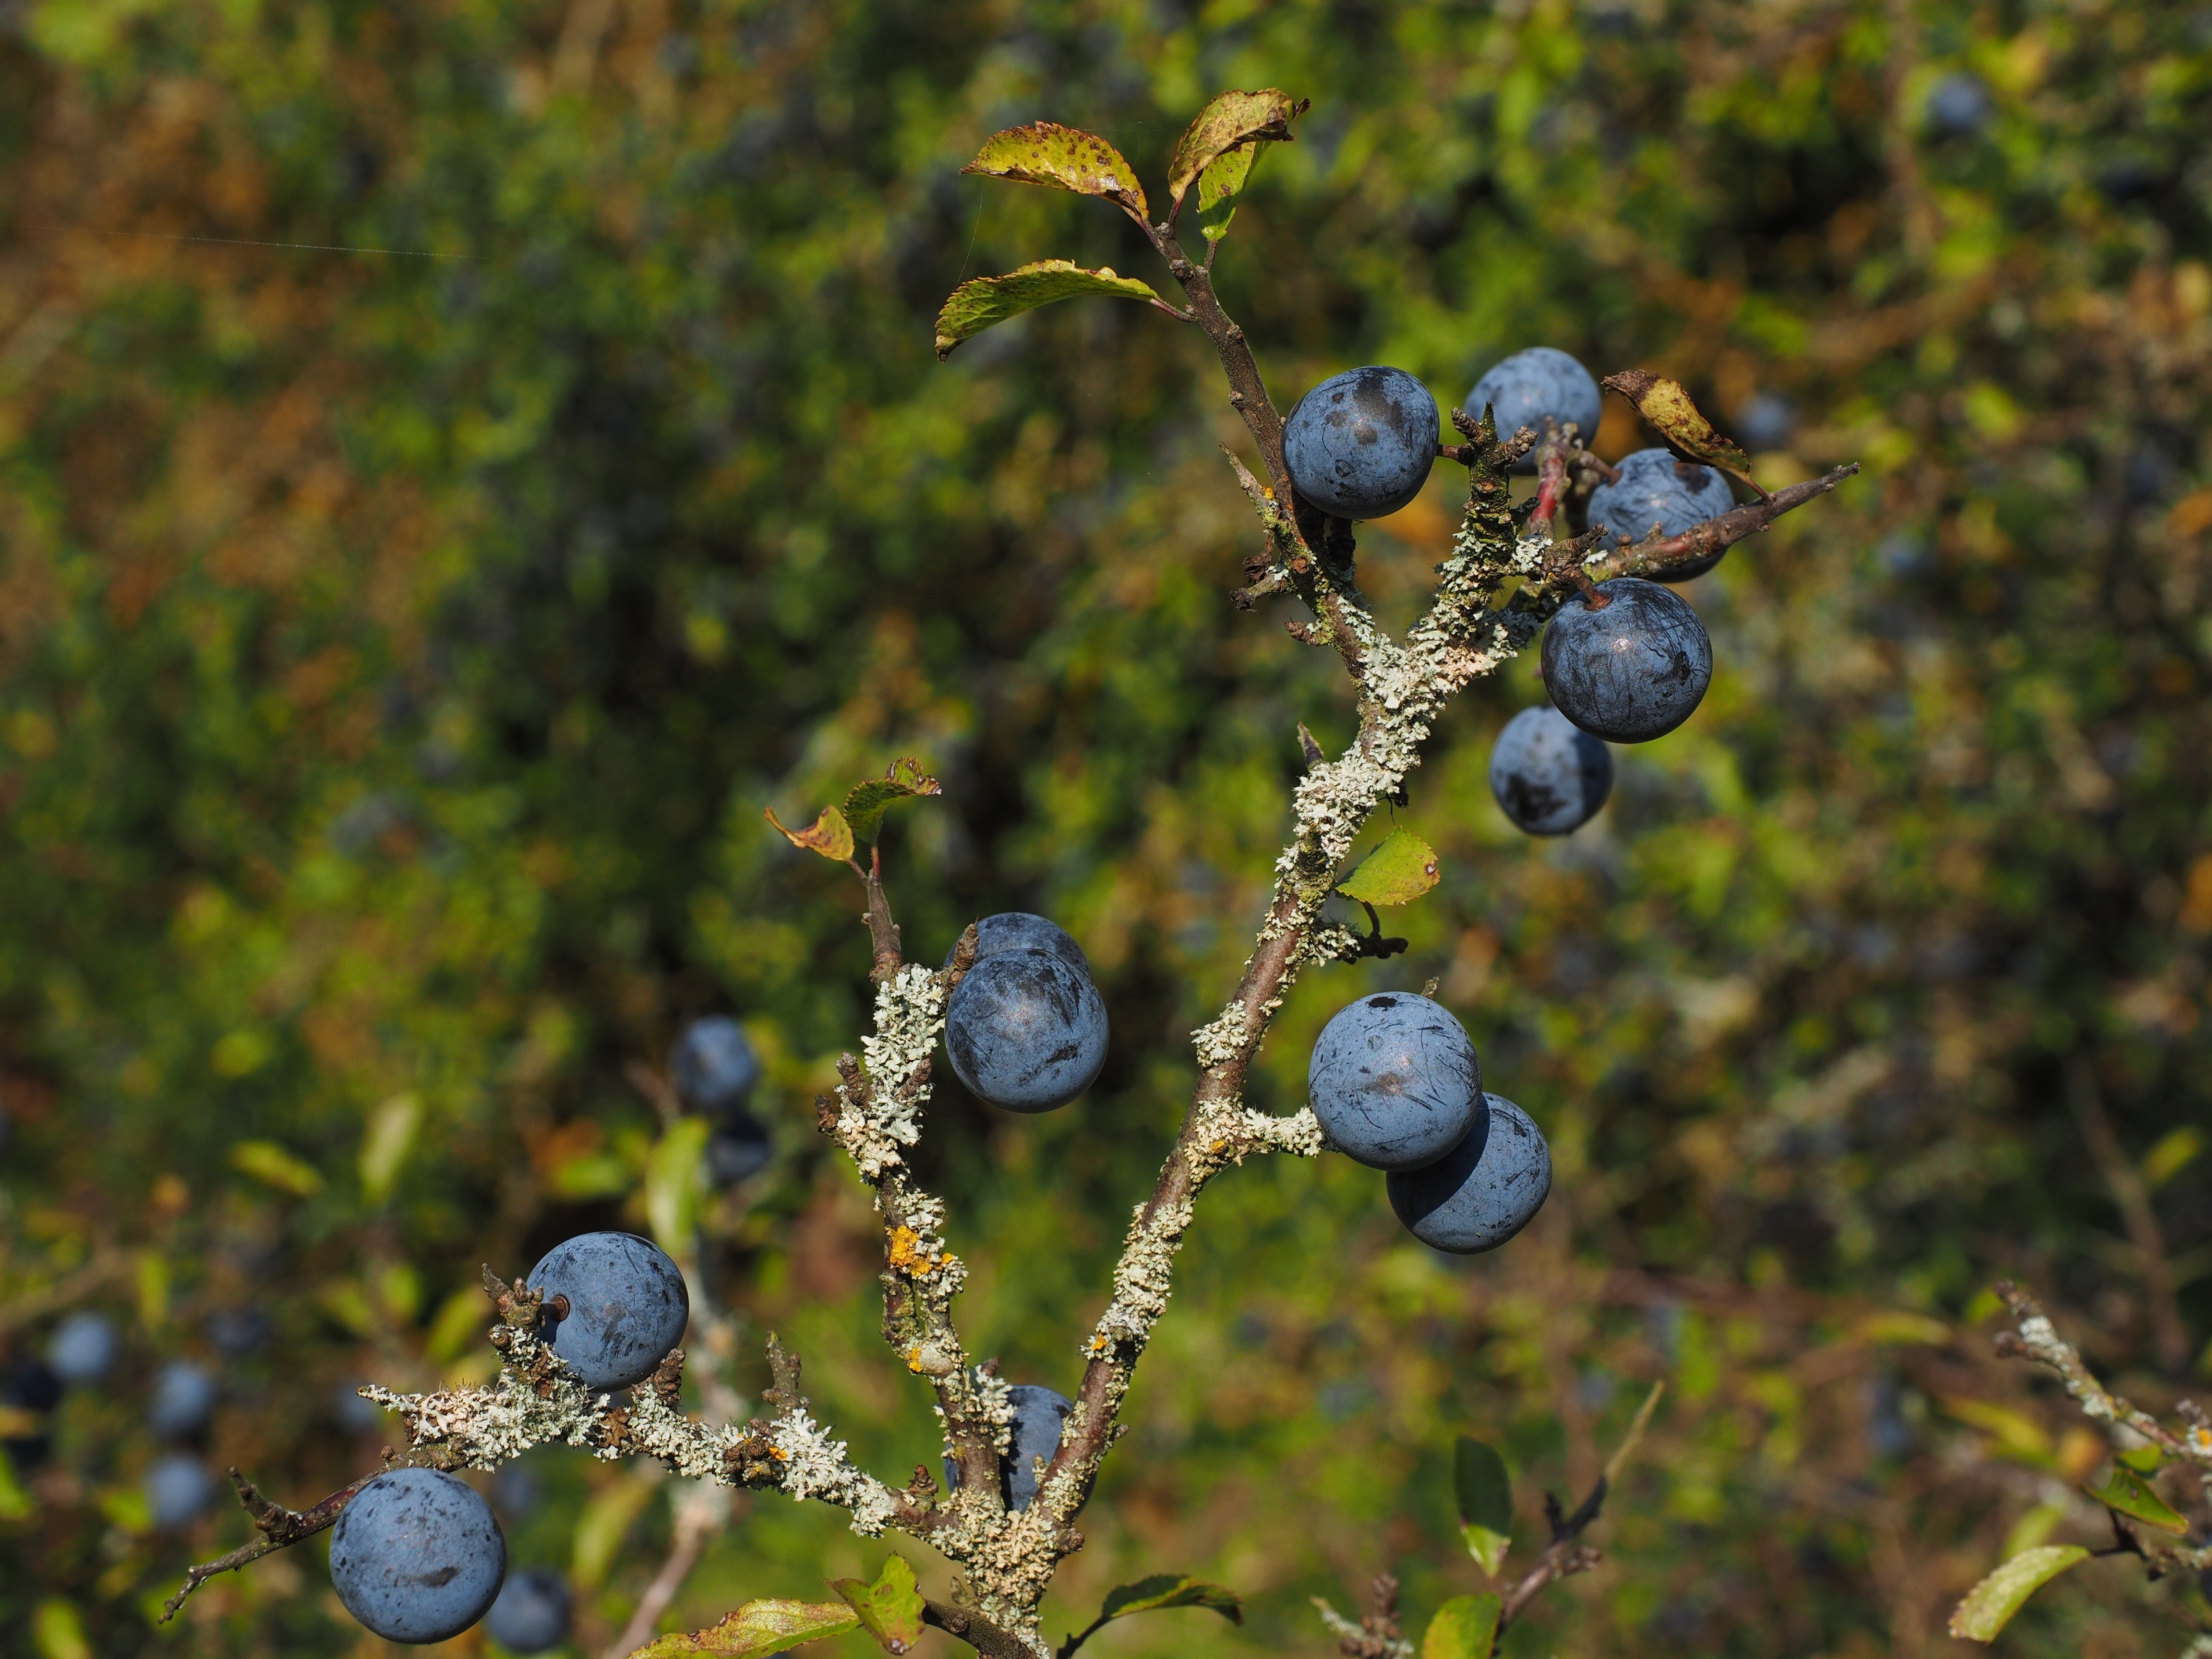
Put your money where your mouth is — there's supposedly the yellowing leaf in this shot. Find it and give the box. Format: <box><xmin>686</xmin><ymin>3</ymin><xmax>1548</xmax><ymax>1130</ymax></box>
<box><xmin>935</xmin><ymin>262</ymin><xmax>1161</xmax><ymax>361</ymax></box>
<box><xmin>1096</xmin><ymin>1575</ymin><xmax>1244</xmax><ymax>1626</ymax></box>
<box><xmin>842</xmin><ymin>758</ymin><xmax>942</xmax><ymax>843</ymax></box>
<box><xmin>574</xmin><ymin>1473</ymin><xmax>659</xmax><ymax>1589</ymax></box>
<box><xmin>828</xmin><ymin>1554</ymin><xmax>925</xmax><ymax>1655</ymax></box>
<box><xmin>628</xmin><ymin>1599</ymin><xmax>860</xmax><ymax>1658</ymax></box>
<box><xmin>359</xmin><ymin>1091</ymin><xmax>421</xmax><ymax>1205</ymax></box>
<box><xmin>1940</xmin><ymin>1397</ymin><xmax>2053</xmax><ymax>1463</ymax></box>
<box><xmin>1453</xmin><ymin>1437</ymin><xmax>1512</xmax><ymax>1575</ymax></box>
<box><xmin>1602</xmin><ymin>370</ymin><xmax>1763</xmax><ymax>497</ymax></box>
<box><xmin>2081</xmin><ymin>1464</ymin><xmax>2188</xmax><ymax>1535</ymax></box>
<box><xmin>764</xmin><ymin>803</ymin><xmax>855</xmax><ymax>862</ymax></box>
<box><xmin>1853</xmin><ymin>1310</ymin><xmax>1951</xmax><ymax>1346</ymax></box>
<box><xmin>1420</xmin><ymin>1593</ymin><xmax>1502</xmax><ymax>1659</ymax></box>
<box><xmin>1336</xmin><ymin>828</ymin><xmax>1440</xmax><ymax>906</ymax></box>
<box><xmin>2141</xmin><ymin>1123</ymin><xmax>2204</xmax><ymax>1189</ymax></box>
<box><xmin>645</xmin><ymin>1116</ymin><xmax>712</xmax><ymax>1257</ymax></box>
<box><xmin>1947</xmin><ymin>1545</ymin><xmax>2088</xmax><ymax>1642</ymax></box>
<box><xmin>229</xmin><ymin>1139</ymin><xmax>325</xmax><ymax>1198</ymax></box>
<box><xmin>962</xmin><ymin>122</ymin><xmax>1146</xmax><ymax>218</ymax></box>
<box><xmin>1166</xmin><ymin>89</ymin><xmax>1307</xmax><ymax>209</ymax></box>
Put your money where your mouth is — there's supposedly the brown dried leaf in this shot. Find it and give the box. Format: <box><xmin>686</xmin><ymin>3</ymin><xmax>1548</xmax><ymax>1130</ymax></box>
<box><xmin>962</xmin><ymin>123</ymin><xmax>1146</xmax><ymax>218</ymax></box>
<box><xmin>1166</xmin><ymin>89</ymin><xmax>1307</xmax><ymax>210</ymax></box>
<box><xmin>764</xmin><ymin>804</ymin><xmax>855</xmax><ymax>863</ymax></box>
<box><xmin>1602</xmin><ymin>370</ymin><xmax>1766</xmax><ymax>498</ymax></box>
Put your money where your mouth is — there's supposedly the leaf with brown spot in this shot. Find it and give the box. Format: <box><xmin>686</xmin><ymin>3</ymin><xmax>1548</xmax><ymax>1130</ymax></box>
<box><xmin>627</xmin><ymin>1598</ymin><xmax>859</xmax><ymax>1657</ymax></box>
<box><xmin>764</xmin><ymin>804</ymin><xmax>854</xmax><ymax>862</ymax></box>
<box><xmin>828</xmin><ymin>1555</ymin><xmax>925</xmax><ymax>1655</ymax></box>
<box><xmin>962</xmin><ymin>123</ymin><xmax>1146</xmax><ymax>218</ymax></box>
<box><xmin>1602</xmin><ymin>370</ymin><xmax>1766</xmax><ymax>498</ymax></box>
<box><xmin>1166</xmin><ymin>89</ymin><xmax>1307</xmax><ymax>211</ymax></box>
<box><xmin>842</xmin><ymin>757</ymin><xmax>941</xmax><ymax>843</ymax></box>
<box><xmin>935</xmin><ymin>262</ymin><xmax>1163</xmax><ymax>360</ymax></box>
<box><xmin>1336</xmin><ymin>828</ymin><xmax>1440</xmax><ymax>906</ymax></box>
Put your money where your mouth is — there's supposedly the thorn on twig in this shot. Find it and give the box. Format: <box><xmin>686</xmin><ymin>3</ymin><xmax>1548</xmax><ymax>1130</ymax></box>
<box><xmin>1298</xmin><ymin>724</ymin><xmax>1325</xmax><ymax>766</ymax></box>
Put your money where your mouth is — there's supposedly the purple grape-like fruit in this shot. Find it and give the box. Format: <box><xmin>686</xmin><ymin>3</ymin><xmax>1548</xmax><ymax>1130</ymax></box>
<box><xmin>149</xmin><ymin>1360</ymin><xmax>217</xmax><ymax>1440</ymax></box>
<box><xmin>1540</xmin><ymin>577</ymin><xmax>1713</xmax><ymax>743</ymax></box>
<box><xmin>1466</xmin><ymin>348</ymin><xmax>1603</xmax><ymax>473</ymax></box>
<box><xmin>670</xmin><ymin>1016</ymin><xmax>761</xmax><ymax>1119</ymax></box>
<box><xmin>1926</xmin><ymin>71</ymin><xmax>1992</xmax><ymax>138</ymax></box>
<box><xmin>945</xmin><ymin>912</ymin><xmax>1090</xmax><ymax>975</ymax></box>
<box><xmin>1489</xmin><ymin>707</ymin><xmax>1612</xmax><ymax>836</ymax></box>
<box><xmin>527</xmin><ymin>1232</ymin><xmax>690</xmax><ymax>1392</ymax></box>
<box><xmin>1387</xmin><ymin>1094</ymin><xmax>1552</xmax><ymax>1254</ymax></box>
<box><xmin>1308</xmin><ymin>994</ymin><xmax>1483</xmax><ymax>1171</ymax></box>
<box><xmin>1585</xmin><ymin>448</ymin><xmax>1737</xmax><ymax>579</ymax></box>
<box><xmin>945</xmin><ymin>1382</ymin><xmax>1072</xmax><ymax>1513</ymax></box>
<box><xmin>485</xmin><ymin>1566</ymin><xmax>572</xmax><ymax>1654</ymax></box>
<box><xmin>1284</xmin><ymin>367</ymin><xmax>1440</xmax><ymax>519</ymax></box>
<box><xmin>944</xmin><ymin>950</ymin><xmax>1107</xmax><ymax>1113</ymax></box>
<box><xmin>329</xmin><ymin>1467</ymin><xmax>506</xmax><ymax>1644</ymax></box>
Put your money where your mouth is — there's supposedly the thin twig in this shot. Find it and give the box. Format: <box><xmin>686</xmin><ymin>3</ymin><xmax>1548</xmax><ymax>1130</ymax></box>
<box><xmin>2066</xmin><ymin>1061</ymin><xmax>2189</xmax><ymax>1373</ymax></box>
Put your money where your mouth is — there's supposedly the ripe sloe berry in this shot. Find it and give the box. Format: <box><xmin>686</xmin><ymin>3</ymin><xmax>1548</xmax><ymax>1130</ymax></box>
<box><xmin>1387</xmin><ymin>1094</ymin><xmax>1552</xmax><ymax>1254</ymax></box>
<box><xmin>706</xmin><ymin>1114</ymin><xmax>772</xmax><ymax>1187</ymax></box>
<box><xmin>945</xmin><ymin>950</ymin><xmax>1107</xmax><ymax>1113</ymax></box>
<box><xmin>1466</xmin><ymin>348</ymin><xmax>1602</xmax><ymax>473</ymax></box>
<box><xmin>671</xmin><ymin>1016</ymin><xmax>760</xmax><ymax>1119</ymax></box>
<box><xmin>149</xmin><ymin>1361</ymin><xmax>218</xmax><ymax>1440</ymax></box>
<box><xmin>1731</xmin><ymin>392</ymin><xmax>1795</xmax><ymax>455</ymax></box>
<box><xmin>1541</xmin><ymin>577</ymin><xmax>1713</xmax><ymax>743</ymax></box>
<box><xmin>329</xmin><ymin>1467</ymin><xmax>506</xmax><ymax>1644</ymax></box>
<box><xmin>145</xmin><ymin>1453</ymin><xmax>215</xmax><ymax>1529</ymax></box>
<box><xmin>1926</xmin><ymin>71</ymin><xmax>1992</xmax><ymax>138</ymax></box>
<box><xmin>1586</xmin><ymin>448</ymin><xmax>1737</xmax><ymax>579</ymax></box>
<box><xmin>945</xmin><ymin>1383</ymin><xmax>1073</xmax><ymax>1512</ymax></box>
<box><xmin>945</xmin><ymin>912</ymin><xmax>1089</xmax><ymax>975</ymax></box>
<box><xmin>48</xmin><ymin>1310</ymin><xmax>117</xmax><ymax>1384</ymax></box>
<box><xmin>1489</xmin><ymin>707</ymin><xmax>1612</xmax><ymax>836</ymax></box>
<box><xmin>528</xmin><ymin>1232</ymin><xmax>690</xmax><ymax>1392</ymax></box>
<box><xmin>1284</xmin><ymin>367</ymin><xmax>1439</xmax><ymax>519</ymax></box>
<box><xmin>1308</xmin><ymin>994</ymin><xmax>1483</xmax><ymax>1171</ymax></box>
<box><xmin>485</xmin><ymin>1566</ymin><xmax>572</xmax><ymax>1654</ymax></box>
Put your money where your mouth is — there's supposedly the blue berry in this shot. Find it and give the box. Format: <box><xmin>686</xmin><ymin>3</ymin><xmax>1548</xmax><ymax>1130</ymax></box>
<box><xmin>706</xmin><ymin>1114</ymin><xmax>772</xmax><ymax>1187</ymax></box>
<box><xmin>1307</xmin><ymin>994</ymin><xmax>1483</xmax><ymax>1171</ymax></box>
<box><xmin>1586</xmin><ymin>448</ymin><xmax>1736</xmax><ymax>580</ymax></box>
<box><xmin>1466</xmin><ymin>348</ymin><xmax>1602</xmax><ymax>473</ymax></box>
<box><xmin>1541</xmin><ymin>577</ymin><xmax>1713</xmax><ymax>743</ymax></box>
<box><xmin>1489</xmin><ymin>707</ymin><xmax>1612</xmax><ymax>836</ymax></box>
<box><xmin>1284</xmin><ymin>367</ymin><xmax>1440</xmax><ymax>519</ymax></box>
<box><xmin>207</xmin><ymin>1307</ymin><xmax>272</xmax><ymax>1355</ymax></box>
<box><xmin>1926</xmin><ymin>71</ymin><xmax>1992</xmax><ymax>138</ymax></box>
<box><xmin>945</xmin><ymin>1383</ymin><xmax>1072</xmax><ymax>1512</ymax></box>
<box><xmin>1387</xmin><ymin>1094</ymin><xmax>1551</xmax><ymax>1254</ymax></box>
<box><xmin>485</xmin><ymin>1566</ymin><xmax>572</xmax><ymax>1654</ymax></box>
<box><xmin>528</xmin><ymin>1232</ymin><xmax>690</xmax><ymax>1392</ymax></box>
<box><xmin>148</xmin><ymin>1361</ymin><xmax>218</xmax><ymax>1440</ymax></box>
<box><xmin>670</xmin><ymin>1016</ymin><xmax>761</xmax><ymax>1118</ymax></box>
<box><xmin>329</xmin><ymin>1467</ymin><xmax>506</xmax><ymax>1644</ymax></box>
<box><xmin>48</xmin><ymin>1310</ymin><xmax>117</xmax><ymax>1384</ymax></box>
<box><xmin>1731</xmin><ymin>392</ymin><xmax>1795</xmax><ymax>455</ymax></box>
<box><xmin>944</xmin><ymin>950</ymin><xmax>1107</xmax><ymax>1113</ymax></box>
<box><xmin>945</xmin><ymin>912</ymin><xmax>1089</xmax><ymax>976</ymax></box>
<box><xmin>335</xmin><ymin>1378</ymin><xmax>385</xmax><ymax>1435</ymax></box>
<box><xmin>145</xmin><ymin>1453</ymin><xmax>215</xmax><ymax>1529</ymax></box>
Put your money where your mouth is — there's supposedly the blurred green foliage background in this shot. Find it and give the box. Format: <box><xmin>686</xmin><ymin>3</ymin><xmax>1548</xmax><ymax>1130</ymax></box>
<box><xmin>2</xmin><ymin>0</ymin><xmax>2211</xmax><ymax>1655</ymax></box>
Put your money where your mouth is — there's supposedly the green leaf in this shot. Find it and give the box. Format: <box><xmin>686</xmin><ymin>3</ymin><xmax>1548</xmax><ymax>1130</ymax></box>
<box><xmin>1166</xmin><ymin>89</ymin><xmax>1306</xmax><ymax>209</ymax></box>
<box><xmin>1947</xmin><ymin>1545</ymin><xmax>2090</xmax><ymax>1642</ymax></box>
<box><xmin>935</xmin><ymin>262</ymin><xmax>1161</xmax><ymax>361</ymax></box>
<box><xmin>1454</xmin><ymin>1437</ymin><xmax>1513</xmax><ymax>1575</ymax></box>
<box><xmin>229</xmin><ymin>1139</ymin><xmax>325</xmax><ymax>1198</ymax></box>
<box><xmin>1420</xmin><ymin>1593</ymin><xmax>1502</xmax><ymax>1659</ymax></box>
<box><xmin>829</xmin><ymin>1555</ymin><xmax>926</xmax><ymax>1655</ymax></box>
<box><xmin>1193</xmin><ymin>143</ymin><xmax>1262</xmax><ymax>244</ymax></box>
<box><xmin>842</xmin><ymin>757</ymin><xmax>942</xmax><ymax>843</ymax></box>
<box><xmin>2115</xmin><ymin>1443</ymin><xmax>2164</xmax><ymax>1473</ymax></box>
<box><xmin>645</xmin><ymin>1115</ymin><xmax>713</xmax><ymax>1256</ymax></box>
<box><xmin>764</xmin><ymin>803</ymin><xmax>855</xmax><ymax>863</ymax></box>
<box><xmin>358</xmin><ymin>1091</ymin><xmax>421</xmax><ymax>1205</ymax></box>
<box><xmin>2081</xmin><ymin>1464</ymin><xmax>2188</xmax><ymax>1534</ymax></box>
<box><xmin>962</xmin><ymin>122</ymin><xmax>1146</xmax><ymax>218</ymax></box>
<box><xmin>1336</xmin><ymin>828</ymin><xmax>1440</xmax><ymax>906</ymax></box>
<box><xmin>628</xmin><ymin>1598</ymin><xmax>860</xmax><ymax>1658</ymax></box>
<box><xmin>1095</xmin><ymin>1575</ymin><xmax>1244</xmax><ymax>1627</ymax></box>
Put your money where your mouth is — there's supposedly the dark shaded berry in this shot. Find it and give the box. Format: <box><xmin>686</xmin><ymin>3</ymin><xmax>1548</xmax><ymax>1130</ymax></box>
<box><xmin>48</xmin><ymin>1310</ymin><xmax>116</xmax><ymax>1384</ymax></box>
<box><xmin>1466</xmin><ymin>348</ymin><xmax>1602</xmax><ymax>473</ymax></box>
<box><xmin>1489</xmin><ymin>707</ymin><xmax>1612</xmax><ymax>836</ymax></box>
<box><xmin>527</xmin><ymin>1232</ymin><xmax>690</xmax><ymax>1392</ymax></box>
<box><xmin>1540</xmin><ymin>577</ymin><xmax>1713</xmax><ymax>743</ymax></box>
<box><xmin>1387</xmin><ymin>1094</ymin><xmax>1552</xmax><ymax>1253</ymax></box>
<box><xmin>944</xmin><ymin>1383</ymin><xmax>1073</xmax><ymax>1513</ymax></box>
<box><xmin>148</xmin><ymin>1361</ymin><xmax>217</xmax><ymax>1440</ymax></box>
<box><xmin>485</xmin><ymin>1566</ymin><xmax>572</xmax><ymax>1654</ymax></box>
<box><xmin>329</xmin><ymin>1467</ymin><xmax>506</xmax><ymax>1644</ymax></box>
<box><xmin>146</xmin><ymin>1453</ymin><xmax>215</xmax><ymax>1528</ymax></box>
<box><xmin>944</xmin><ymin>950</ymin><xmax>1107</xmax><ymax>1113</ymax></box>
<box><xmin>1586</xmin><ymin>448</ymin><xmax>1737</xmax><ymax>579</ymax></box>
<box><xmin>1308</xmin><ymin>994</ymin><xmax>1483</xmax><ymax>1171</ymax></box>
<box><xmin>944</xmin><ymin>912</ymin><xmax>1089</xmax><ymax>975</ymax></box>
<box><xmin>670</xmin><ymin>1016</ymin><xmax>760</xmax><ymax>1119</ymax></box>
<box><xmin>1284</xmin><ymin>367</ymin><xmax>1440</xmax><ymax>519</ymax></box>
